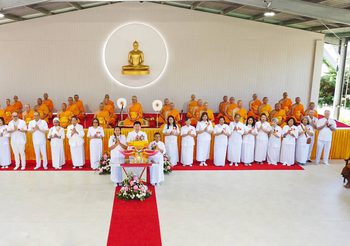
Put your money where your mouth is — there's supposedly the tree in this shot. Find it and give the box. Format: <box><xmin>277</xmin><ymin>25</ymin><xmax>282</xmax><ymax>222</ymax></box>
<box><xmin>318</xmin><ymin>59</ymin><xmax>336</xmax><ymax>106</ymax></box>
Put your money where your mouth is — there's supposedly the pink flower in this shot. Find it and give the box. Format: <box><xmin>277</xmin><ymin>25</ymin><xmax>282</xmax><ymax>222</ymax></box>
<box><xmin>130</xmin><ymin>181</ymin><xmax>134</xmax><ymax>186</ymax></box>
<box><xmin>124</xmin><ymin>187</ymin><xmax>129</xmax><ymax>192</ymax></box>
<box><xmin>133</xmin><ymin>185</ymin><xmax>138</xmax><ymax>190</ymax></box>
<box><xmin>133</xmin><ymin>176</ymin><xmax>139</xmax><ymax>182</ymax></box>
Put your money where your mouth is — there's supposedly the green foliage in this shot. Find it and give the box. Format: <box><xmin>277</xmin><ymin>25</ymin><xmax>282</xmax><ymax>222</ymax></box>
<box><xmin>318</xmin><ymin>59</ymin><xmax>336</xmax><ymax>106</ymax></box>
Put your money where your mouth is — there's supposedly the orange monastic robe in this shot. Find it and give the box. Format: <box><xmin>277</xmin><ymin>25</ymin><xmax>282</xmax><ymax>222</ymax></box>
<box><xmin>23</xmin><ymin>110</ymin><xmax>35</xmax><ymax>124</ymax></box>
<box><xmin>13</xmin><ymin>101</ymin><xmax>23</xmax><ymax>113</ymax></box>
<box><xmin>0</xmin><ymin>109</ymin><xmax>4</xmax><ymax>121</ymax></box>
<box><xmin>58</xmin><ymin>110</ymin><xmax>74</xmax><ymax>128</ymax></box>
<box><xmin>192</xmin><ymin>106</ymin><xmax>206</xmax><ymax>124</ymax></box>
<box><xmin>67</xmin><ymin>104</ymin><xmax>80</xmax><ymax>118</ymax></box>
<box><xmin>123</xmin><ymin>103</ymin><xmax>143</xmax><ymax>126</ymax></box>
<box><xmin>165</xmin><ymin>109</ymin><xmax>181</xmax><ymax>122</ymax></box>
<box><xmin>104</xmin><ymin>104</ymin><xmax>116</xmax><ymax>127</ymax></box>
<box><xmin>106</xmin><ymin>100</ymin><xmax>115</xmax><ymax>110</ymax></box>
<box><xmin>96</xmin><ymin>110</ymin><xmax>111</xmax><ymax>128</ymax></box>
<box><xmin>291</xmin><ymin>104</ymin><xmax>305</xmax><ymax>123</ymax></box>
<box><xmin>218</xmin><ymin>102</ymin><xmax>230</xmax><ymax>116</ymax></box>
<box><xmin>247</xmin><ymin>99</ymin><xmax>262</xmax><ymax>119</ymax></box>
<box><xmin>158</xmin><ymin>105</ymin><xmax>171</xmax><ymax>124</ymax></box>
<box><xmin>224</xmin><ymin>103</ymin><xmax>238</xmax><ymax>122</ymax></box>
<box><xmin>74</xmin><ymin>100</ymin><xmax>85</xmax><ymax>121</ymax></box>
<box><xmin>4</xmin><ymin>105</ymin><xmax>16</xmax><ymax>124</ymax></box>
<box><xmin>259</xmin><ymin>104</ymin><xmax>272</xmax><ymax>117</ymax></box>
<box><xmin>280</xmin><ymin>98</ymin><xmax>293</xmax><ymax>112</ymax></box>
<box><xmin>38</xmin><ymin>104</ymin><xmax>50</xmax><ymax>122</ymax></box>
<box><xmin>43</xmin><ymin>99</ymin><xmax>54</xmax><ymax>118</ymax></box>
<box><xmin>186</xmin><ymin>101</ymin><xmax>198</xmax><ymax>118</ymax></box>
<box><xmin>236</xmin><ymin>108</ymin><xmax>248</xmax><ymax>123</ymax></box>
<box><xmin>270</xmin><ymin>109</ymin><xmax>286</xmax><ymax>126</ymax></box>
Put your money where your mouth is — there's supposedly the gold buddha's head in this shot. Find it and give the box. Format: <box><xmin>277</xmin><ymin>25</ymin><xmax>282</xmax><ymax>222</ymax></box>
<box><xmin>133</xmin><ymin>40</ymin><xmax>139</xmax><ymax>51</ymax></box>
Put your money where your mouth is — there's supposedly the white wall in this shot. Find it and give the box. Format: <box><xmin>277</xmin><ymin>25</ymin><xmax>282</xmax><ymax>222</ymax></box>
<box><xmin>0</xmin><ymin>2</ymin><xmax>324</xmax><ymax>113</ymax></box>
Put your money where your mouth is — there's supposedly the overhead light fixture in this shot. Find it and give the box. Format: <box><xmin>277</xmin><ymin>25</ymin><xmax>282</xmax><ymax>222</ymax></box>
<box><xmin>0</xmin><ymin>13</ymin><xmax>4</xmax><ymax>18</ymax></box>
<box><xmin>264</xmin><ymin>11</ymin><xmax>275</xmax><ymax>17</ymax></box>
<box><xmin>263</xmin><ymin>0</ymin><xmax>275</xmax><ymax>17</ymax></box>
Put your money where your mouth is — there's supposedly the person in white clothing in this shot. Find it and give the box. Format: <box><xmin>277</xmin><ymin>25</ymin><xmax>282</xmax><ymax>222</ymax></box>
<box><xmin>280</xmin><ymin>118</ymin><xmax>298</xmax><ymax>166</ymax></box>
<box><xmin>126</xmin><ymin>121</ymin><xmax>148</xmax><ymax>143</ymax></box>
<box><xmin>162</xmin><ymin>115</ymin><xmax>179</xmax><ymax>166</ymax></box>
<box><xmin>254</xmin><ymin>113</ymin><xmax>271</xmax><ymax>164</ymax></box>
<box><xmin>28</xmin><ymin>111</ymin><xmax>49</xmax><ymax>170</ymax></box>
<box><xmin>148</xmin><ymin>132</ymin><xmax>166</xmax><ymax>185</ymax></box>
<box><xmin>48</xmin><ymin>118</ymin><xmax>65</xmax><ymax>169</ymax></box>
<box><xmin>213</xmin><ymin>116</ymin><xmax>230</xmax><ymax>166</ymax></box>
<box><xmin>180</xmin><ymin>118</ymin><xmax>196</xmax><ymax>166</ymax></box>
<box><xmin>306</xmin><ymin>110</ymin><xmax>318</xmax><ymax>162</ymax></box>
<box><xmin>87</xmin><ymin>118</ymin><xmax>104</xmax><ymax>170</ymax></box>
<box><xmin>296</xmin><ymin>117</ymin><xmax>314</xmax><ymax>165</ymax></box>
<box><xmin>109</xmin><ymin>126</ymin><xmax>127</xmax><ymax>186</ymax></box>
<box><xmin>315</xmin><ymin>110</ymin><xmax>337</xmax><ymax>165</ymax></box>
<box><xmin>241</xmin><ymin>116</ymin><xmax>257</xmax><ymax>166</ymax></box>
<box><xmin>228</xmin><ymin>114</ymin><xmax>245</xmax><ymax>166</ymax></box>
<box><xmin>67</xmin><ymin>116</ymin><xmax>85</xmax><ymax>168</ymax></box>
<box><xmin>7</xmin><ymin>112</ymin><xmax>27</xmax><ymax>170</ymax></box>
<box><xmin>267</xmin><ymin>118</ymin><xmax>282</xmax><ymax>165</ymax></box>
<box><xmin>196</xmin><ymin>112</ymin><xmax>213</xmax><ymax>166</ymax></box>
<box><xmin>0</xmin><ymin>117</ymin><xmax>11</xmax><ymax>169</ymax></box>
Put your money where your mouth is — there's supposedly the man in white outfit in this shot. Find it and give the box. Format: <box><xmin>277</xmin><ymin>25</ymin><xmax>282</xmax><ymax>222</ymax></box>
<box><xmin>126</xmin><ymin>121</ymin><xmax>148</xmax><ymax>143</ymax></box>
<box><xmin>28</xmin><ymin>111</ymin><xmax>49</xmax><ymax>170</ymax></box>
<box><xmin>148</xmin><ymin>132</ymin><xmax>165</xmax><ymax>186</ymax></box>
<box><xmin>8</xmin><ymin>112</ymin><xmax>27</xmax><ymax>170</ymax></box>
<box><xmin>315</xmin><ymin>110</ymin><xmax>337</xmax><ymax>165</ymax></box>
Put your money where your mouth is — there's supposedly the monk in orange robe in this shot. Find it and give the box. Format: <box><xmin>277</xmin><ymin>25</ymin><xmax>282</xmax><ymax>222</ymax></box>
<box><xmin>269</xmin><ymin>103</ymin><xmax>286</xmax><ymax>126</ymax></box>
<box><xmin>279</xmin><ymin>92</ymin><xmax>293</xmax><ymax>113</ymax></box>
<box><xmin>290</xmin><ymin>97</ymin><xmax>305</xmax><ymax>123</ymax></box>
<box><xmin>202</xmin><ymin>102</ymin><xmax>215</xmax><ymax>123</ymax></box>
<box><xmin>67</xmin><ymin>97</ymin><xmax>80</xmax><ymax>119</ymax></box>
<box><xmin>224</xmin><ymin>97</ymin><xmax>238</xmax><ymax>122</ymax></box>
<box><xmin>22</xmin><ymin>104</ymin><xmax>35</xmax><ymax>124</ymax></box>
<box><xmin>218</xmin><ymin>96</ymin><xmax>229</xmax><ymax>117</ymax></box>
<box><xmin>123</xmin><ymin>96</ymin><xmax>144</xmax><ymax>126</ymax></box>
<box><xmin>36</xmin><ymin>98</ymin><xmax>50</xmax><ymax>122</ymax></box>
<box><xmin>165</xmin><ymin>102</ymin><xmax>181</xmax><ymax>122</ymax></box>
<box><xmin>94</xmin><ymin>102</ymin><xmax>111</xmax><ymax>128</ymax></box>
<box><xmin>4</xmin><ymin>99</ymin><xmax>15</xmax><ymax>124</ymax></box>
<box><xmin>12</xmin><ymin>95</ymin><xmax>23</xmax><ymax>115</ymax></box>
<box><xmin>104</xmin><ymin>94</ymin><xmax>115</xmax><ymax>109</ymax></box>
<box><xmin>192</xmin><ymin>99</ymin><xmax>205</xmax><ymax>124</ymax></box>
<box><xmin>0</xmin><ymin>105</ymin><xmax>4</xmax><ymax>119</ymax></box>
<box><xmin>247</xmin><ymin>94</ymin><xmax>262</xmax><ymax>120</ymax></box>
<box><xmin>158</xmin><ymin>98</ymin><xmax>171</xmax><ymax>124</ymax></box>
<box><xmin>235</xmin><ymin>100</ymin><xmax>247</xmax><ymax>123</ymax></box>
<box><xmin>43</xmin><ymin>93</ymin><xmax>54</xmax><ymax>118</ymax></box>
<box><xmin>258</xmin><ymin>97</ymin><xmax>272</xmax><ymax>117</ymax></box>
<box><xmin>103</xmin><ymin>98</ymin><xmax>116</xmax><ymax>127</ymax></box>
<box><xmin>58</xmin><ymin>103</ymin><xmax>74</xmax><ymax>128</ymax></box>
<box><xmin>73</xmin><ymin>94</ymin><xmax>86</xmax><ymax>122</ymax></box>
<box><xmin>304</xmin><ymin>102</ymin><xmax>319</xmax><ymax>118</ymax></box>
<box><xmin>186</xmin><ymin>94</ymin><xmax>198</xmax><ymax>118</ymax></box>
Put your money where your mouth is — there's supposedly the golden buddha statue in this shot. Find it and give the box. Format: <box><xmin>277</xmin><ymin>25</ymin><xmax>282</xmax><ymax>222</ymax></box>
<box><xmin>122</xmin><ymin>41</ymin><xmax>150</xmax><ymax>75</ymax></box>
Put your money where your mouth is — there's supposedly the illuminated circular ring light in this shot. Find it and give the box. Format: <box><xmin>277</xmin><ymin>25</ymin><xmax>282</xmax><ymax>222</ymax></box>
<box><xmin>102</xmin><ymin>22</ymin><xmax>169</xmax><ymax>89</ymax></box>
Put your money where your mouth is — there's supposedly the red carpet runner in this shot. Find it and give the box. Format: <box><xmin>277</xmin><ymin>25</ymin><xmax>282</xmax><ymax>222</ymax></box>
<box><xmin>172</xmin><ymin>161</ymin><xmax>304</xmax><ymax>171</ymax></box>
<box><xmin>107</xmin><ymin>186</ymin><xmax>162</xmax><ymax>246</ymax></box>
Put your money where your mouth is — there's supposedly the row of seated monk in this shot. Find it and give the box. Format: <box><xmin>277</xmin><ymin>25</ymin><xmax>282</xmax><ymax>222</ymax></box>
<box><xmin>0</xmin><ymin>91</ymin><xmax>318</xmax><ymax>128</ymax></box>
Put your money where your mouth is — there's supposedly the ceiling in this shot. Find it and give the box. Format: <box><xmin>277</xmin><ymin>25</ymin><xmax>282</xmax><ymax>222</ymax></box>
<box><xmin>0</xmin><ymin>0</ymin><xmax>349</xmax><ymax>39</ymax></box>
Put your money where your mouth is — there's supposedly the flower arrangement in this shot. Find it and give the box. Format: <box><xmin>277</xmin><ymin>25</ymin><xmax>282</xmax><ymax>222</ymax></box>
<box><xmin>163</xmin><ymin>154</ymin><xmax>172</xmax><ymax>174</ymax></box>
<box><xmin>99</xmin><ymin>152</ymin><xmax>111</xmax><ymax>175</ymax></box>
<box><xmin>117</xmin><ymin>174</ymin><xmax>152</xmax><ymax>201</ymax></box>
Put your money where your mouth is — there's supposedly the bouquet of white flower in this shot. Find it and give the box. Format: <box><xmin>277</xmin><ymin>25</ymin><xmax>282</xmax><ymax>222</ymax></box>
<box><xmin>163</xmin><ymin>154</ymin><xmax>172</xmax><ymax>174</ymax></box>
<box><xmin>99</xmin><ymin>152</ymin><xmax>111</xmax><ymax>175</ymax></box>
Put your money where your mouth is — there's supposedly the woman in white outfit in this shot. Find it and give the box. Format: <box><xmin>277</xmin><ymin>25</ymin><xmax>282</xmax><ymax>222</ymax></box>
<box><xmin>180</xmin><ymin>117</ymin><xmax>196</xmax><ymax>166</ymax></box>
<box><xmin>67</xmin><ymin>116</ymin><xmax>85</xmax><ymax>168</ymax></box>
<box><xmin>162</xmin><ymin>115</ymin><xmax>179</xmax><ymax>166</ymax></box>
<box><xmin>254</xmin><ymin>113</ymin><xmax>271</xmax><ymax>164</ymax></box>
<box><xmin>213</xmin><ymin>116</ymin><xmax>230</xmax><ymax>166</ymax></box>
<box><xmin>280</xmin><ymin>118</ymin><xmax>299</xmax><ymax>166</ymax></box>
<box><xmin>196</xmin><ymin>112</ymin><xmax>213</xmax><ymax>166</ymax></box>
<box><xmin>0</xmin><ymin>117</ymin><xmax>11</xmax><ymax>169</ymax></box>
<box><xmin>109</xmin><ymin>126</ymin><xmax>127</xmax><ymax>186</ymax></box>
<box><xmin>296</xmin><ymin>116</ymin><xmax>314</xmax><ymax>165</ymax></box>
<box><xmin>228</xmin><ymin>114</ymin><xmax>245</xmax><ymax>166</ymax></box>
<box><xmin>267</xmin><ymin>118</ymin><xmax>282</xmax><ymax>165</ymax></box>
<box><xmin>149</xmin><ymin>132</ymin><xmax>166</xmax><ymax>185</ymax></box>
<box><xmin>241</xmin><ymin>116</ymin><xmax>257</xmax><ymax>166</ymax></box>
<box><xmin>48</xmin><ymin>118</ymin><xmax>65</xmax><ymax>169</ymax></box>
<box><xmin>87</xmin><ymin>118</ymin><xmax>104</xmax><ymax>170</ymax></box>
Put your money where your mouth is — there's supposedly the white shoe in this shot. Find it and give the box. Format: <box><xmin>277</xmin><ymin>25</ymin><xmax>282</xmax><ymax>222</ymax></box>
<box><xmin>43</xmin><ymin>167</ymin><xmax>48</xmax><ymax>170</ymax></box>
<box><xmin>34</xmin><ymin>166</ymin><xmax>40</xmax><ymax>170</ymax></box>
<box><xmin>234</xmin><ymin>163</ymin><xmax>238</xmax><ymax>167</ymax></box>
<box><xmin>229</xmin><ymin>162</ymin><xmax>233</xmax><ymax>166</ymax></box>
<box><xmin>203</xmin><ymin>162</ymin><xmax>207</xmax><ymax>166</ymax></box>
<box><xmin>78</xmin><ymin>166</ymin><xmax>82</xmax><ymax>169</ymax></box>
<box><xmin>5</xmin><ymin>166</ymin><xmax>9</xmax><ymax>169</ymax></box>
<box><xmin>21</xmin><ymin>167</ymin><xmax>26</xmax><ymax>170</ymax></box>
<box><xmin>14</xmin><ymin>166</ymin><xmax>19</xmax><ymax>170</ymax></box>
<box><xmin>73</xmin><ymin>166</ymin><xmax>76</xmax><ymax>169</ymax></box>
<box><xmin>189</xmin><ymin>165</ymin><xmax>193</xmax><ymax>167</ymax></box>
<box><xmin>323</xmin><ymin>163</ymin><xmax>329</xmax><ymax>166</ymax></box>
